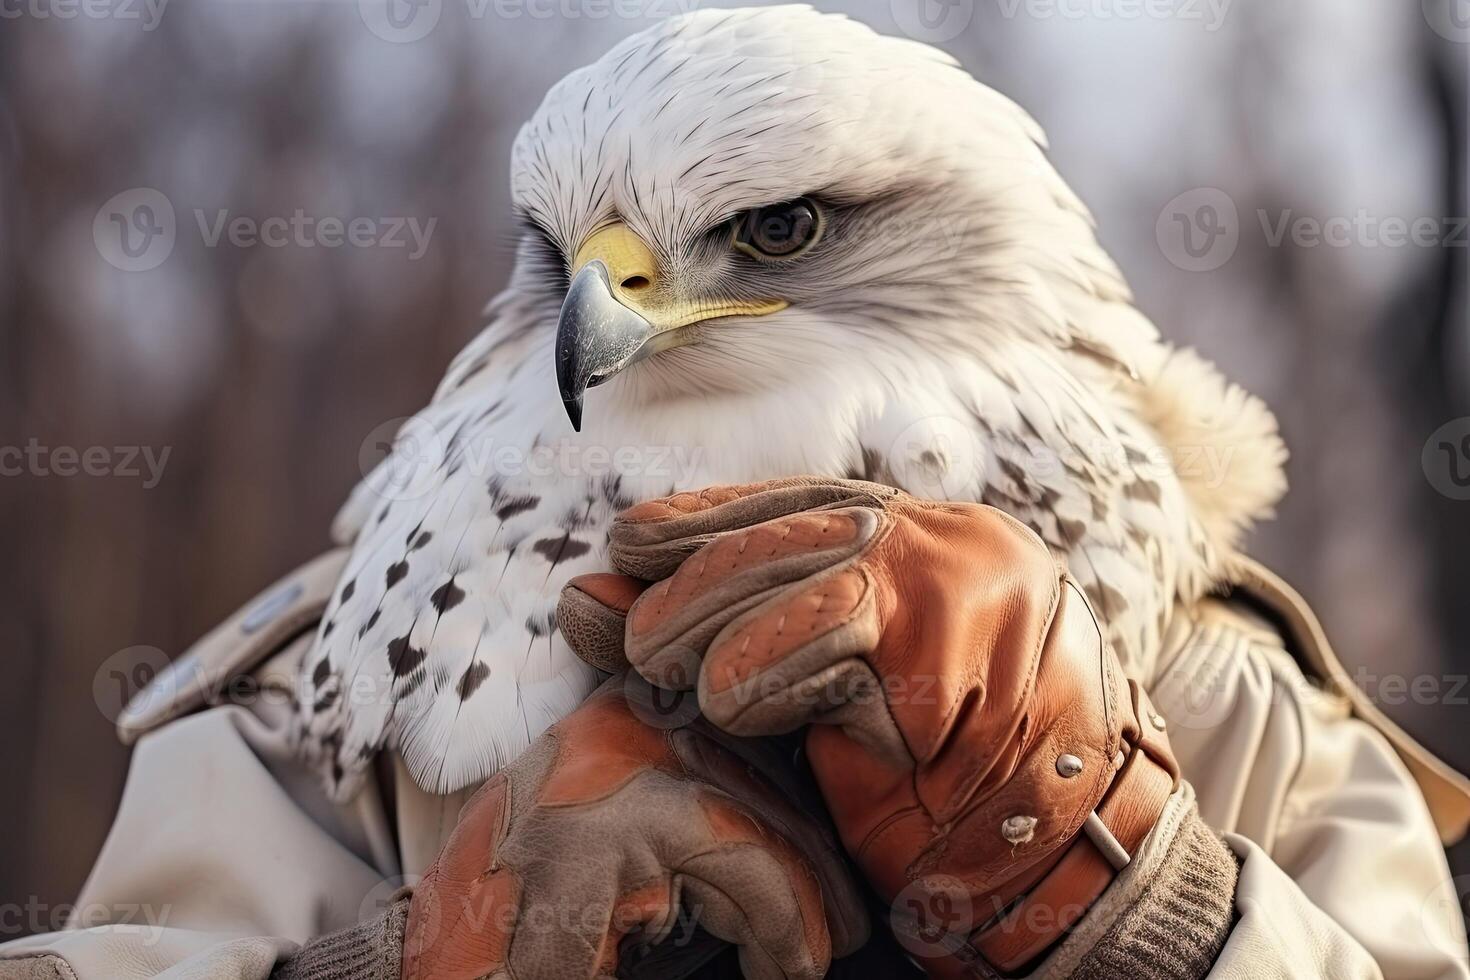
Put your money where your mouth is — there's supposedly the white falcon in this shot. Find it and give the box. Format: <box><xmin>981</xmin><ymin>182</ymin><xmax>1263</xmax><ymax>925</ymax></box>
<box><xmin>295</xmin><ymin>5</ymin><xmax>1286</xmax><ymax>801</ymax></box>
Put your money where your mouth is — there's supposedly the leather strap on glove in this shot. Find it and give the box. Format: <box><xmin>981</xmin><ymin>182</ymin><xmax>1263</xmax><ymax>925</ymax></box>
<box><xmin>558</xmin><ymin>478</ymin><xmax>1182</xmax><ymax>976</ymax></box>
<box><xmin>400</xmin><ymin>676</ymin><xmax>868</xmax><ymax>980</ymax></box>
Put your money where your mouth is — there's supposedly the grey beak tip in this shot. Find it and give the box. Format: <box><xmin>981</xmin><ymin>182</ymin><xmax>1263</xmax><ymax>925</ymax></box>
<box><xmin>554</xmin><ymin>259</ymin><xmax>653</xmax><ymax>434</ymax></box>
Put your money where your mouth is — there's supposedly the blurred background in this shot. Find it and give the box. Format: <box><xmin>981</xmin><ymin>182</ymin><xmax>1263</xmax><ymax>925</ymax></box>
<box><xmin>1</xmin><ymin>0</ymin><xmax>1467</xmax><ymax>939</ymax></box>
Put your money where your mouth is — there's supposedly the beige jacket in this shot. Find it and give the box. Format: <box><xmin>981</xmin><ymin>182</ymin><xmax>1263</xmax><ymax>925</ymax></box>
<box><xmin>2</xmin><ymin>552</ymin><xmax>1468</xmax><ymax>979</ymax></box>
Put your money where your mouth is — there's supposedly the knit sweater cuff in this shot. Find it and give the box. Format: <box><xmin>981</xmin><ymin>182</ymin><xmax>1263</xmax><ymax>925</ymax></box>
<box><xmin>271</xmin><ymin>898</ymin><xmax>409</xmax><ymax>980</ymax></box>
<box><xmin>1067</xmin><ymin>801</ymin><xmax>1239</xmax><ymax>980</ymax></box>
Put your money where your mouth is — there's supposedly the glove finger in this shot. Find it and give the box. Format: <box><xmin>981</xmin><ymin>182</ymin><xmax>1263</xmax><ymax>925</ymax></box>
<box><xmin>608</xmin><ymin>478</ymin><xmax>898</xmax><ymax>581</ymax></box>
<box><xmin>558</xmin><ymin>572</ymin><xmax>649</xmax><ymax>671</ymax></box>
<box><xmin>675</xmin><ymin>789</ymin><xmax>835</xmax><ymax>980</ymax></box>
<box><xmin>697</xmin><ymin>568</ymin><xmax>911</xmax><ymax>768</ymax></box>
<box><xmin>502</xmin><ymin>870</ymin><xmax>644</xmax><ymax>980</ymax></box>
<box><xmin>621</xmin><ymin>506</ymin><xmax>885</xmax><ymax>690</ymax></box>
<box><xmin>670</xmin><ymin>728</ymin><xmax>869</xmax><ymax>957</ymax></box>
<box><xmin>403</xmin><ymin>776</ymin><xmax>518</xmax><ymax>980</ymax></box>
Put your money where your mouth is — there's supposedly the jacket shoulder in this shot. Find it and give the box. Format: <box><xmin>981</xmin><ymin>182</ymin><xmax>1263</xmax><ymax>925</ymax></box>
<box><xmin>1214</xmin><ymin>558</ymin><xmax>1470</xmax><ymax>845</ymax></box>
<box><xmin>116</xmin><ymin>549</ymin><xmax>349</xmax><ymax>744</ymax></box>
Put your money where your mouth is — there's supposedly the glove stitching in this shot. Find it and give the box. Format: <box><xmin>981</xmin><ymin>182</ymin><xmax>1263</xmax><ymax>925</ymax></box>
<box><xmin>813</xmin><ymin>588</ymin><xmax>830</xmax><ymax>623</ymax></box>
<box><xmin>715</xmin><ymin>558</ymin><xmax>875</xmax><ymax>731</ymax></box>
<box><xmin>404</xmin><ymin>877</ymin><xmax>437</xmax><ymax>980</ymax></box>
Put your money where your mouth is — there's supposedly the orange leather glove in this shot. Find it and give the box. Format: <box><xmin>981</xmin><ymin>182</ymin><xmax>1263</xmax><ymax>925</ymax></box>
<box><xmin>401</xmin><ymin>677</ymin><xmax>868</xmax><ymax>980</ymax></box>
<box><xmin>558</xmin><ymin>478</ymin><xmax>1181</xmax><ymax>976</ymax></box>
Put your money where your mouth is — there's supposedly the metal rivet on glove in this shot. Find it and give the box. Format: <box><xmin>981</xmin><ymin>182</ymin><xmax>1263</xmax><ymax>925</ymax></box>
<box><xmin>1055</xmin><ymin>754</ymin><xmax>1083</xmax><ymax>778</ymax></box>
<box><xmin>1150</xmin><ymin>712</ymin><xmax>1167</xmax><ymax>730</ymax></box>
<box><xmin>1001</xmin><ymin>815</ymin><xmax>1037</xmax><ymax>844</ymax></box>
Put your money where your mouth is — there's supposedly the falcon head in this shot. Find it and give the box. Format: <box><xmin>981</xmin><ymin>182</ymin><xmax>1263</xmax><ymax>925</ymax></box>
<box><xmin>521</xmin><ymin>5</ymin><xmax>1106</xmax><ymax>428</ymax></box>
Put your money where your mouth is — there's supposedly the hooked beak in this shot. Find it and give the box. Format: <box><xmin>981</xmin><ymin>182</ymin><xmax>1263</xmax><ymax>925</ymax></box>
<box><xmin>555</xmin><ymin>259</ymin><xmax>652</xmax><ymax>432</ymax></box>
<box><xmin>553</xmin><ymin>223</ymin><xmax>787</xmax><ymax>431</ymax></box>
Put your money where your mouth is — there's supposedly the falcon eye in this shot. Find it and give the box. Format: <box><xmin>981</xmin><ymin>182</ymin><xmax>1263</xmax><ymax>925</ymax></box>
<box><xmin>733</xmin><ymin>198</ymin><xmax>822</xmax><ymax>260</ymax></box>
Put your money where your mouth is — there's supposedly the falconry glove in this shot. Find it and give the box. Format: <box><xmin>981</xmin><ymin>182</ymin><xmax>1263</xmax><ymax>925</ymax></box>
<box><xmin>558</xmin><ymin>478</ymin><xmax>1237</xmax><ymax>978</ymax></box>
<box><xmin>394</xmin><ymin>675</ymin><xmax>868</xmax><ymax>980</ymax></box>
